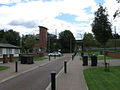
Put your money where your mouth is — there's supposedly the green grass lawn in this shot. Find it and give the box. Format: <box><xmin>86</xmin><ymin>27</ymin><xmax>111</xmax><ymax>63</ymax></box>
<box><xmin>84</xmin><ymin>66</ymin><xmax>120</xmax><ymax>90</ymax></box>
<box><xmin>33</xmin><ymin>57</ymin><xmax>48</xmax><ymax>61</ymax></box>
<box><xmin>0</xmin><ymin>66</ymin><xmax>9</xmax><ymax>71</ymax></box>
<box><xmin>98</xmin><ymin>56</ymin><xmax>119</xmax><ymax>60</ymax></box>
<box><xmin>80</xmin><ymin>56</ymin><xmax>118</xmax><ymax>61</ymax></box>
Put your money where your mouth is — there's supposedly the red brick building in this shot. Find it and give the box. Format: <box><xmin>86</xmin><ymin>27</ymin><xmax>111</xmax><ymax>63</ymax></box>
<box><xmin>34</xmin><ymin>26</ymin><xmax>48</xmax><ymax>53</ymax></box>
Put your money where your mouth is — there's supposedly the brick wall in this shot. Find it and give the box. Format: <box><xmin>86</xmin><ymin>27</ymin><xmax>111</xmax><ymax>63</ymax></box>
<box><xmin>39</xmin><ymin>26</ymin><xmax>47</xmax><ymax>50</ymax></box>
<box><xmin>106</xmin><ymin>52</ymin><xmax>120</xmax><ymax>58</ymax></box>
<box><xmin>34</xmin><ymin>26</ymin><xmax>48</xmax><ymax>53</ymax></box>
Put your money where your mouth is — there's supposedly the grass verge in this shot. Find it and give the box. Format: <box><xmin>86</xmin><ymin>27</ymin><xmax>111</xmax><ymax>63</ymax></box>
<box><xmin>98</xmin><ymin>56</ymin><xmax>118</xmax><ymax>60</ymax></box>
<box><xmin>80</xmin><ymin>55</ymin><xmax>118</xmax><ymax>60</ymax></box>
<box><xmin>33</xmin><ymin>57</ymin><xmax>48</xmax><ymax>61</ymax></box>
<box><xmin>0</xmin><ymin>66</ymin><xmax>9</xmax><ymax>71</ymax></box>
<box><xmin>84</xmin><ymin>66</ymin><xmax>120</xmax><ymax>90</ymax></box>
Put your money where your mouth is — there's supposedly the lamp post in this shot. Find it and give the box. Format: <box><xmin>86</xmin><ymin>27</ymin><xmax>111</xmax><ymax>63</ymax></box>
<box><xmin>70</xmin><ymin>39</ymin><xmax>72</xmax><ymax>53</ymax></box>
<box><xmin>20</xmin><ymin>35</ymin><xmax>23</xmax><ymax>53</ymax></box>
<box><xmin>53</xmin><ymin>43</ymin><xmax>56</xmax><ymax>51</ymax></box>
<box><xmin>48</xmin><ymin>35</ymin><xmax>50</xmax><ymax>53</ymax></box>
<box><xmin>114</xmin><ymin>26</ymin><xmax>117</xmax><ymax>51</ymax></box>
<box><xmin>78</xmin><ymin>33</ymin><xmax>84</xmax><ymax>56</ymax></box>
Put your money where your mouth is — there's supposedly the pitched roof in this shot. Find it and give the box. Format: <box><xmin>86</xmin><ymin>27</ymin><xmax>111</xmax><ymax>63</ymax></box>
<box><xmin>0</xmin><ymin>43</ymin><xmax>20</xmax><ymax>49</ymax></box>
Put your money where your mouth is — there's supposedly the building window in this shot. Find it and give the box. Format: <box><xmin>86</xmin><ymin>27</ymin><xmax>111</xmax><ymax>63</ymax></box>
<box><xmin>6</xmin><ymin>49</ymin><xmax>12</xmax><ymax>54</ymax></box>
<box><xmin>6</xmin><ymin>49</ymin><xmax>9</xmax><ymax>54</ymax></box>
<box><xmin>15</xmin><ymin>49</ymin><xmax>19</xmax><ymax>54</ymax></box>
<box><xmin>0</xmin><ymin>49</ymin><xmax>2</xmax><ymax>54</ymax></box>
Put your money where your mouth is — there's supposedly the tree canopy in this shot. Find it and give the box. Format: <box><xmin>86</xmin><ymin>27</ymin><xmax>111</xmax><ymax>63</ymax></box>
<box><xmin>22</xmin><ymin>34</ymin><xmax>36</xmax><ymax>53</ymax></box>
<box><xmin>59</xmin><ymin>30</ymin><xmax>76</xmax><ymax>53</ymax></box>
<box><xmin>83</xmin><ymin>33</ymin><xmax>95</xmax><ymax>48</ymax></box>
<box><xmin>0</xmin><ymin>29</ymin><xmax>20</xmax><ymax>46</ymax></box>
<box><xmin>113</xmin><ymin>0</ymin><xmax>120</xmax><ymax>18</ymax></box>
<box><xmin>92</xmin><ymin>5</ymin><xmax>112</xmax><ymax>46</ymax></box>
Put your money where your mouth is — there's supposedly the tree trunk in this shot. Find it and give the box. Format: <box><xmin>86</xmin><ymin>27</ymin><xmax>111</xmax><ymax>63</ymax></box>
<box><xmin>103</xmin><ymin>45</ymin><xmax>109</xmax><ymax>71</ymax></box>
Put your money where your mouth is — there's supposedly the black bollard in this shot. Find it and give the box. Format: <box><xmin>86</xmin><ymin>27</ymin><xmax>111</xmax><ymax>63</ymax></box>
<box><xmin>54</xmin><ymin>55</ymin><xmax>56</xmax><ymax>59</ymax></box>
<box><xmin>49</xmin><ymin>55</ymin><xmax>51</xmax><ymax>61</ymax></box>
<box><xmin>51</xmin><ymin>71</ymin><xmax>56</xmax><ymax>90</ymax></box>
<box><xmin>72</xmin><ymin>55</ymin><xmax>74</xmax><ymax>60</ymax></box>
<box><xmin>15</xmin><ymin>61</ymin><xmax>18</xmax><ymax>72</ymax></box>
<box><xmin>64</xmin><ymin>60</ymin><xmax>67</xmax><ymax>74</ymax></box>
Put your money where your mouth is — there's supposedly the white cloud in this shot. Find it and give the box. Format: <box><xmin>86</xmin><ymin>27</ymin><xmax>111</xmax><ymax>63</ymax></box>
<box><xmin>0</xmin><ymin>0</ymin><xmax>10</xmax><ymax>4</ymax></box>
<box><xmin>0</xmin><ymin>0</ymin><xmax>22</xmax><ymax>4</ymax></box>
<box><xmin>103</xmin><ymin>0</ymin><xmax>120</xmax><ymax>33</ymax></box>
<box><xmin>0</xmin><ymin>0</ymin><xmax>99</xmax><ymax>39</ymax></box>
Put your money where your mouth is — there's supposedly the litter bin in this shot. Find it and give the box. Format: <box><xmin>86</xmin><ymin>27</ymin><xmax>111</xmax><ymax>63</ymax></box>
<box><xmin>91</xmin><ymin>55</ymin><xmax>97</xmax><ymax>66</ymax></box>
<box><xmin>82</xmin><ymin>56</ymin><xmax>88</xmax><ymax>66</ymax></box>
<box><xmin>20</xmin><ymin>55</ymin><xmax>34</xmax><ymax>64</ymax></box>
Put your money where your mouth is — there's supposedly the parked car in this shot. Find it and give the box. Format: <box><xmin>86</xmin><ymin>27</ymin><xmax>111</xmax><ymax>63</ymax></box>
<box><xmin>48</xmin><ymin>52</ymin><xmax>54</xmax><ymax>56</ymax></box>
<box><xmin>48</xmin><ymin>51</ymin><xmax>61</xmax><ymax>57</ymax></box>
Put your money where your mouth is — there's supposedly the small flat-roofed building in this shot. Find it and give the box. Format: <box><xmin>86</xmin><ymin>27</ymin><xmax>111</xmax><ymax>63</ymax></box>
<box><xmin>0</xmin><ymin>43</ymin><xmax>20</xmax><ymax>63</ymax></box>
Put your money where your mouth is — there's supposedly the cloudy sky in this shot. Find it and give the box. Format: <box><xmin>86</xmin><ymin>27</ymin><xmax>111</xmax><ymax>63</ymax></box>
<box><xmin>0</xmin><ymin>0</ymin><xmax>120</xmax><ymax>39</ymax></box>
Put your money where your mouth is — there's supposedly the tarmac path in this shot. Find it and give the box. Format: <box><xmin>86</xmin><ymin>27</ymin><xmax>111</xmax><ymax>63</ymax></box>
<box><xmin>0</xmin><ymin>54</ymin><xmax>72</xmax><ymax>90</ymax></box>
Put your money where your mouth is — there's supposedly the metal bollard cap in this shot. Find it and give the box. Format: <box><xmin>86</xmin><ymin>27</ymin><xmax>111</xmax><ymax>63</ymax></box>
<box><xmin>64</xmin><ymin>60</ymin><xmax>67</xmax><ymax>62</ymax></box>
<box><xmin>51</xmin><ymin>71</ymin><xmax>56</xmax><ymax>74</ymax></box>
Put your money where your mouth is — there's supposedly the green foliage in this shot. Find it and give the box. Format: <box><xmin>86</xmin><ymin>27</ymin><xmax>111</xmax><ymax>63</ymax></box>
<box><xmin>59</xmin><ymin>30</ymin><xmax>76</xmax><ymax>53</ymax></box>
<box><xmin>5</xmin><ymin>29</ymin><xmax>20</xmax><ymax>46</ymax></box>
<box><xmin>112</xmin><ymin>33</ymin><xmax>120</xmax><ymax>39</ymax></box>
<box><xmin>83</xmin><ymin>33</ymin><xmax>95</xmax><ymax>48</ymax></box>
<box><xmin>0</xmin><ymin>29</ymin><xmax>20</xmax><ymax>46</ymax></box>
<box><xmin>106</xmin><ymin>39</ymin><xmax>120</xmax><ymax>47</ymax></box>
<box><xmin>22</xmin><ymin>34</ymin><xmax>36</xmax><ymax>52</ymax></box>
<box><xmin>47</xmin><ymin>33</ymin><xmax>58</xmax><ymax>52</ymax></box>
<box><xmin>92</xmin><ymin>5</ymin><xmax>112</xmax><ymax>46</ymax></box>
<box><xmin>49</xmin><ymin>39</ymin><xmax>60</xmax><ymax>52</ymax></box>
<box><xmin>0</xmin><ymin>30</ymin><xmax>7</xmax><ymax>43</ymax></box>
<box><xmin>113</xmin><ymin>0</ymin><xmax>120</xmax><ymax>18</ymax></box>
<box><xmin>84</xmin><ymin>66</ymin><xmax>120</xmax><ymax>90</ymax></box>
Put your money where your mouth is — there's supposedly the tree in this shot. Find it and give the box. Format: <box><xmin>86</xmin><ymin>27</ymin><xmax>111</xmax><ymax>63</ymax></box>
<box><xmin>0</xmin><ymin>30</ymin><xmax>7</xmax><ymax>43</ymax></box>
<box><xmin>117</xmin><ymin>0</ymin><xmax>120</xmax><ymax>2</ymax></box>
<box><xmin>113</xmin><ymin>0</ymin><xmax>120</xmax><ymax>18</ymax></box>
<box><xmin>83</xmin><ymin>33</ymin><xmax>95</xmax><ymax>48</ymax></box>
<box><xmin>92</xmin><ymin>5</ymin><xmax>112</xmax><ymax>46</ymax></box>
<box><xmin>22</xmin><ymin>35</ymin><xmax>36</xmax><ymax>53</ymax></box>
<box><xmin>47</xmin><ymin>33</ymin><xmax>59</xmax><ymax>52</ymax></box>
<box><xmin>59</xmin><ymin>30</ymin><xmax>76</xmax><ymax>53</ymax></box>
<box><xmin>112</xmin><ymin>33</ymin><xmax>120</xmax><ymax>39</ymax></box>
<box><xmin>0</xmin><ymin>29</ymin><xmax>20</xmax><ymax>46</ymax></box>
<box><xmin>5</xmin><ymin>29</ymin><xmax>20</xmax><ymax>46</ymax></box>
<box><xmin>92</xmin><ymin>5</ymin><xmax>112</xmax><ymax>71</ymax></box>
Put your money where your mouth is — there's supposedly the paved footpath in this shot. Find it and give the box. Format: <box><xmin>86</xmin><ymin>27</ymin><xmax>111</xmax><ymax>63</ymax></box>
<box><xmin>47</xmin><ymin>55</ymin><xmax>88</xmax><ymax>90</ymax></box>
